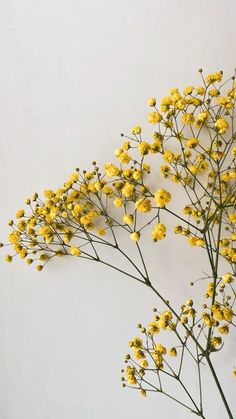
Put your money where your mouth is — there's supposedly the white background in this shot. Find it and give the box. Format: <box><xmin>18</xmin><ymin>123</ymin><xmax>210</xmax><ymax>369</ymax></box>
<box><xmin>0</xmin><ymin>1</ymin><xmax>235</xmax><ymax>418</ymax></box>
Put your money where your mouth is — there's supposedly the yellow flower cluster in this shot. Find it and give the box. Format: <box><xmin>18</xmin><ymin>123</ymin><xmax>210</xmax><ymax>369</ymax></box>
<box><xmin>122</xmin><ymin>308</ymin><xmax>180</xmax><ymax>397</ymax></box>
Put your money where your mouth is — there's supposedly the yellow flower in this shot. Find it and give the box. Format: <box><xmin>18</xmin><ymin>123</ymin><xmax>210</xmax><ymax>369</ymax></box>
<box><xmin>128</xmin><ymin>337</ymin><xmax>143</xmax><ymax>348</ymax></box>
<box><xmin>217</xmin><ymin>97</ymin><xmax>233</xmax><ymax>109</ymax></box>
<box><xmin>134</xmin><ymin>349</ymin><xmax>145</xmax><ymax>359</ymax></box>
<box><xmin>113</xmin><ymin>197</ymin><xmax>123</xmax><ymax>208</ymax></box>
<box><xmin>189</xmin><ymin>165</ymin><xmax>199</xmax><ymax>175</ymax></box>
<box><xmin>229</xmin><ymin>213</ymin><xmax>236</xmax><ymax>223</ymax></box>
<box><xmin>104</xmin><ymin>163</ymin><xmax>120</xmax><ymax>178</ymax></box>
<box><xmin>163</xmin><ymin>150</ymin><xmax>176</xmax><ymax>163</ymax></box>
<box><xmin>140</xmin><ymin>389</ymin><xmax>147</xmax><ymax>397</ymax></box>
<box><xmin>160</xmin><ymin>96</ymin><xmax>172</xmax><ymax>112</ymax></box>
<box><xmin>209</xmin><ymin>88</ymin><xmax>219</xmax><ymax>97</ymax></box>
<box><xmin>8</xmin><ymin>231</ymin><xmax>21</xmax><ymax>244</ymax></box>
<box><xmin>122</xmin><ymin>182</ymin><xmax>135</xmax><ymax>198</ymax></box>
<box><xmin>133</xmin><ymin>170</ymin><xmax>142</xmax><ymax>180</ymax></box>
<box><xmin>126</xmin><ymin>366</ymin><xmax>137</xmax><ymax>385</ymax></box>
<box><xmin>155</xmin><ymin>343</ymin><xmax>166</xmax><ymax>355</ymax></box>
<box><xmin>102</xmin><ymin>185</ymin><xmax>113</xmax><ymax>196</ymax></box>
<box><xmin>147</xmin><ymin>97</ymin><xmax>156</xmax><ymax>106</ymax></box>
<box><xmin>43</xmin><ymin>189</ymin><xmax>55</xmax><ymax>199</ymax></box>
<box><xmin>151</xmin><ymin>223</ymin><xmax>166</xmax><ymax>242</ymax></box>
<box><xmin>5</xmin><ymin>254</ymin><xmax>12</xmax><ymax>263</ymax></box>
<box><xmin>188</xmin><ymin>237</ymin><xmax>205</xmax><ymax>246</ymax></box>
<box><xmin>153</xmin><ymin>352</ymin><xmax>164</xmax><ymax>368</ymax></box>
<box><xmin>206</xmin><ymin>71</ymin><xmax>222</xmax><ymax>84</ymax></box>
<box><xmin>194</xmin><ymin>111</ymin><xmax>208</xmax><ymax>127</ymax></box>
<box><xmin>182</xmin><ymin>113</ymin><xmax>195</xmax><ymax>125</ymax></box>
<box><xmin>202</xmin><ymin>313</ymin><xmax>216</xmax><ymax>327</ymax></box>
<box><xmin>131</xmin><ymin>126</ymin><xmax>142</xmax><ymax>135</ymax></box>
<box><xmin>70</xmin><ymin>246</ymin><xmax>81</xmax><ymax>257</ymax></box>
<box><xmin>218</xmin><ymin>324</ymin><xmax>229</xmax><ymax>334</ymax></box>
<box><xmin>186</xmin><ymin>137</ymin><xmax>199</xmax><ymax>148</ymax></box>
<box><xmin>169</xmin><ymin>347</ymin><xmax>177</xmax><ymax>356</ymax></box>
<box><xmin>196</xmin><ymin>86</ymin><xmax>205</xmax><ymax>95</ymax></box>
<box><xmin>16</xmin><ymin>209</ymin><xmax>25</xmax><ymax>219</ymax></box>
<box><xmin>148</xmin><ymin>322</ymin><xmax>160</xmax><ymax>334</ymax></box>
<box><xmin>141</xmin><ymin>360</ymin><xmax>148</xmax><ymax>368</ymax></box>
<box><xmin>222</xmin><ymin>273</ymin><xmax>233</xmax><ymax>283</ymax></box>
<box><xmin>135</xmin><ymin>198</ymin><xmax>151</xmax><ymax>213</ymax></box>
<box><xmin>20</xmin><ymin>249</ymin><xmax>27</xmax><ymax>259</ymax></box>
<box><xmin>223</xmin><ymin>307</ymin><xmax>233</xmax><ymax>321</ymax></box>
<box><xmin>69</xmin><ymin>172</ymin><xmax>79</xmax><ymax>182</ymax></box>
<box><xmin>160</xmin><ymin>165</ymin><xmax>171</xmax><ymax>178</ymax></box>
<box><xmin>183</xmin><ymin>86</ymin><xmax>194</xmax><ymax>95</ymax></box>
<box><xmin>97</xmin><ymin>228</ymin><xmax>105</xmax><ymax>236</ymax></box>
<box><xmin>122</xmin><ymin>141</ymin><xmax>130</xmax><ymax>150</ymax></box>
<box><xmin>154</xmin><ymin>189</ymin><xmax>171</xmax><ymax>207</ymax></box>
<box><xmin>118</xmin><ymin>152</ymin><xmax>131</xmax><ymax>164</ymax></box>
<box><xmin>36</xmin><ymin>265</ymin><xmax>43</xmax><ymax>271</ymax></box>
<box><xmin>123</xmin><ymin>214</ymin><xmax>134</xmax><ymax>225</ymax></box>
<box><xmin>148</xmin><ymin>111</ymin><xmax>162</xmax><ymax>124</ymax></box>
<box><xmin>214</xmin><ymin>117</ymin><xmax>229</xmax><ymax>134</ymax></box>
<box><xmin>210</xmin><ymin>336</ymin><xmax>222</xmax><ymax>349</ymax></box>
<box><xmin>130</xmin><ymin>231</ymin><xmax>140</xmax><ymax>241</ymax></box>
<box><xmin>138</xmin><ymin>141</ymin><xmax>149</xmax><ymax>155</ymax></box>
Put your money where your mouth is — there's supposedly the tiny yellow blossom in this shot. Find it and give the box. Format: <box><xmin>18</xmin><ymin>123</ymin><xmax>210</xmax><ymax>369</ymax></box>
<box><xmin>125</xmin><ymin>366</ymin><xmax>137</xmax><ymax>385</ymax></box>
<box><xmin>229</xmin><ymin>213</ymin><xmax>236</xmax><ymax>223</ymax></box>
<box><xmin>138</xmin><ymin>141</ymin><xmax>149</xmax><ymax>155</ymax></box>
<box><xmin>151</xmin><ymin>223</ymin><xmax>166</xmax><ymax>242</ymax></box>
<box><xmin>16</xmin><ymin>209</ymin><xmax>25</xmax><ymax>219</ymax></box>
<box><xmin>113</xmin><ymin>197</ymin><xmax>123</xmax><ymax>208</ymax></box>
<box><xmin>147</xmin><ymin>97</ymin><xmax>156</xmax><ymax>106</ymax></box>
<box><xmin>169</xmin><ymin>347</ymin><xmax>177</xmax><ymax>356</ymax></box>
<box><xmin>123</xmin><ymin>214</ymin><xmax>134</xmax><ymax>225</ymax></box>
<box><xmin>104</xmin><ymin>163</ymin><xmax>120</xmax><ymax>178</ymax></box>
<box><xmin>206</xmin><ymin>71</ymin><xmax>222</xmax><ymax>84</ymax></box>
<box><xmin>130</xmin><ymin>231</ymin><xmax>140</xmax><ymax>241</ymax></box>
<box><xmin>222</xmin><ymin>273</ymin><xmax>234</xmax><ymax>284</ymax></box>
<box><xmin>129</xmin><ymin>337</ymin><xmax>143</xmax><ymax>348</ymax></box>
<box><xmin>155</xmin><ymin>343</ymin><xmax>167</xmax><ymax>355</ymax></box>
<box><xmin>218</xmin><ymin>325</ymin><xmax>229</xmax><ymax>334</ymax></box>
<box><xmin>183</xmin><ymin>86</ymin><xmax>194</xmax><ymax>95</ymax></box>
<box><xmin>141</xmin><ymin>360</ymin><xmax>148</xmax><ymax>368</ymax></box>
<box><xmin>182</xmin><ymin>113</ymin><xmax>195</xmax><ymax>125</ymax></box>
<box><xmin>135</xmin><ymin>198</ymin><xmax>152</xmax><ymax>213</ymax></box>
<box><xmin>154</xmin><ymin>189</ymin><xmax>171</xmax><ymax>207</ymax></box>
<box><xmin>148</xmin><ymin>111</ymin><xmax>162</xmax><ymax>124</ymax></box>
<box><xmin>214</xmin><ymin>117</ymin><xmax>229</xmax><ymax>134</ymax></box>
<box><xmin>186</xmin><ymin>138</ymin><xmax>199</xmax><ymax>148</ymax></box>
<box><xmin>196</xmin><ymin>86</ymin><xmax>205</xmax><ymax>95</ymax></box>
<box><xmin>223</xmin><ymin>307</ymin><xmax>233</xmax><ymax>322</ymax></box>
<box><xmin>131</xmin><ymin>126</ymin><xmax>142</xmax><ymax>135</ymax></box>
<box><xmin>70</xmin><ymin>246</ymin><xmax>81</xmax><ymax>257</ymax></box>
<box><xmin>188</xmin><ymin>237</ymin><xmax>205</xmax><ymax>247</ymax></box>
<box><xmin>118</xmin><ymin>152</ymin><xmax>131</xmax><ymax>164</ymax></box>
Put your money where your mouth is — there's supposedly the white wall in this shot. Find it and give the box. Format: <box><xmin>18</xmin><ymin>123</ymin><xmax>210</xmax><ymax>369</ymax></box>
<box><xmin>0</xmin><ymin>1</ymin><xmax>235</xmax><ymax>418</ymax></box>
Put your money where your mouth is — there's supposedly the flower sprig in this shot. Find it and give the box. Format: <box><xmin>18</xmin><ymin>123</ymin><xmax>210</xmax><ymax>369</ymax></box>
<box><xmin>1</xmin><ymin>69</ymin><xmax>236</xmax><ymax>418</ymax></box>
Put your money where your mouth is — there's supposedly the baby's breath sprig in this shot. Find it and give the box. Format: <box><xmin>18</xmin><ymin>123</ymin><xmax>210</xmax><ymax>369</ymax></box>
<box><xmin>1</xmin><ymin>69</ymin><xmax>236</xmax><ymax>419</ymax></box>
